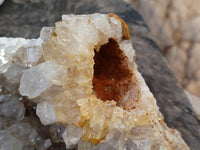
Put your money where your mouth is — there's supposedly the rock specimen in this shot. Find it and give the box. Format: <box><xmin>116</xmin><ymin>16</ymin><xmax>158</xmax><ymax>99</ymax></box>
<box><xmin>0</xmin><ymin>13</ymin><xmax>189</xmax><ymax>149</ymax></box>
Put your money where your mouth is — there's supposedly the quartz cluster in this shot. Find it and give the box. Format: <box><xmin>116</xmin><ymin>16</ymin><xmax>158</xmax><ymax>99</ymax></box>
<box><xmin>0</xmin><ymin>13</ymin><xmax>189</xmax><ymax>150</ymax></box>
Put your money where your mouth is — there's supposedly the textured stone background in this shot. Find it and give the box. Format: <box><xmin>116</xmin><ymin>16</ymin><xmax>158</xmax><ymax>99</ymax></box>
<box><xmin>0</xmin><ymin>0</ymin><xmax>200</xmax><ymax>149</ymax></box>
<box><xmin>125</xmin><ymin>0</ymin><xmax>200</xmax><ymax>119</ymax></box>
<box><xmin>126</xmin><ymin>0</ymin><xmax>200</xmax><ymax>96</ymax></box>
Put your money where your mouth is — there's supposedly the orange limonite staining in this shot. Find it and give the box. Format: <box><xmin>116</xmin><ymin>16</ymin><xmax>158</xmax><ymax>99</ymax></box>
<box><xmin>108</xmin><ymin>13</ymin><xmax>130</xmax><ymax>39</ymax></box>
<box><xmin>93</xmin><ymin>38</ymin><xmax>139</xmax><ymax>109</ymax></box>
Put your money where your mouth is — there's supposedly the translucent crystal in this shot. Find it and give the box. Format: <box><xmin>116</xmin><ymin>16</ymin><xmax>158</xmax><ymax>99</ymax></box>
<box><xmin>0</xmin><ymin>130</ymin><xmax>23</xmax><ymax>150</ymax></box>
<box><xmin>77</xmin><ymin>139</ymin><xmax>95</xmax><ymax>150</ymax></box>
<box><xmin>39</xmin><ymin>85</ymin><xmax>64</xmax><ymax>102</ymax></box>
<box><xmin>137</xmin><ymin>138</ymin><xmax>154</xmax><ymax>150</ymax></box>
<box><xmin>0</xmin><ymin>37</ymin><xmax>25</xmax><ymax>73</ymax></box>
<box><xmin>19</xmin><ymin>61</ymin><xmax>66</xmax><ymax>99</ymax></box>
<box><xmin>44</xmin><ymin>139</ymin><xmax>52</xmax><ymax>148</ymax></box>
<box><xmin>3</xmin><ymin>63</ymin><xmax>25</xmax><ymax>84</ymax></box>
<box><xmin>36</xmin><ymin>101</ymin><xmax>57</xmax><ymax>125</ymax></box>
<box><xmin>8</xmin><ymin>122</ymin><xmax>32</xmax><ymax>145</ymax></box>
<box><xmin>40</xmin><ymin>27</ymin><xmax>53</xmax><ymax>42</ymax></box>
<box><xmin>27</xmin><ymin>129</ymin><xmax>39</xmax><ymax>146</ymax></box>
<box><xmin>0</xmin><ymin>61</ymin><xmax>11</xmax><ymax>74</ymax></box>
<box><xmin>13</xmin><ymin>46</ymin><xmax>42</xmax><ymax>67</ymax></box>
<box><xmin>124</xmin><ymin>138</ymin><xmax>137</xmax><ymax>150</ymax></box>
<box><xmin>0</xmin><ymin>37</ymin><xmax>42</xmax><ymax>73</ymax></box>
<box><xmin>63</xmin><ymin>124</ymin><xmax>82</xmax><ymax>148</ymax></box>
<box><xmin>94</xmin><ymin>130</ymin><xmax>121</xmax><ymax>150</ymax></box>
<box><xmin>0</xmin><ymin>97</ymin><xmax>25</xmax><ymax>120</ymax></box>
<box><xmin>49</xmin><ymin>123</ymin><xmax>65</xmax><ymax>143</ymax></box>
<box><xmin>35</xmin><ymin>137</ymin><xmax>52</xmax><ymax>150</ymax></box>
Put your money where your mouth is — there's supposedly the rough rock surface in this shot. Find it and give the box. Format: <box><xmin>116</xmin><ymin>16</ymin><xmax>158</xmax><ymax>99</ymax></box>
<box><xmin>0</xmin><ymin>0</ymin><xmax>199</xmax><ymax>150</ymax></box>
<box><xmin>125</xmin><ymin>0</ymin><xmax>200</xmax><ymax>97</ymax></box>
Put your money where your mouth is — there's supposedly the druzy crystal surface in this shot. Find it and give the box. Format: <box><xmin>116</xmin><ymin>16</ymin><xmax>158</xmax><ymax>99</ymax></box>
<box><xmin>0</xmin><ymin>13</ymin><xmax>189</xmax><ymax>150</ymax></box>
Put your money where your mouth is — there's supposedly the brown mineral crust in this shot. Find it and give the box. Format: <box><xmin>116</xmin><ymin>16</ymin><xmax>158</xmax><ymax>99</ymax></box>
<box><xmin>108</xmin><ymin>13</ymin><xmax>130</xmax><ymax>39</ymax></box>
<box><xmin>93</xmin><ymin>38</ymin><xmax>139</xmax><ymax>110</ymax></box>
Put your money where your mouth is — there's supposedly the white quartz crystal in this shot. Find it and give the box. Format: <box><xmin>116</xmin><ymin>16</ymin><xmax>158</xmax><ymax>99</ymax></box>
<box><xmin>119</xmin><ymin>40</ymin><xmax>135</xmax><ymax>62</ymax></box>
<box><xmin>13</xmin><ymin>45</ymin><xmax>42</xmax><ymax>67</ymax></box>
<box><xmin>40</xmin><ymin>27</ymin><xmax>53</xmax><ymax>42</ymax></box>
<box><xmin>63</xmin><ymin>124</ymin><xmax>82</xmax><ymax>148</ymax></box>
<box><xmin>0</xmin><ymin>38</ymin><xmax>42</xmax><ymax>73</ymax></box>
<box><xmin>36</xmin><ymin>101</ymin><xmax>57</xmax><ymax>125</ymax></box>
<box><xmin>3</xmin><ymin>63</ymin><xmax>25</xmax><ymax>84</ymax></box>
<box><xmin>19</xmin><ymin>61</ymin><xmax>66</xmax><ymax>99</ymax></box>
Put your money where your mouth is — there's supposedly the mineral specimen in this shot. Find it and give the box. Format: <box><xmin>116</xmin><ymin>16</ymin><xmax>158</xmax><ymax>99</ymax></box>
<box><xmin>0</xmin><ymin>13</ymin><xmax>189</xmax><ymax>150</ymax></box>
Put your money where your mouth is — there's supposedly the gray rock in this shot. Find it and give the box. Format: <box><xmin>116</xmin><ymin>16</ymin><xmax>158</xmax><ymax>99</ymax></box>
<box><xmin>0</xmin><ymin>0</ymin><xmax>200</xmax><ymax>149</ymax></box>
